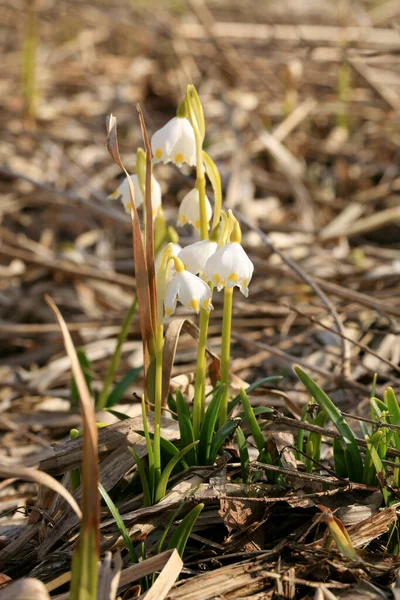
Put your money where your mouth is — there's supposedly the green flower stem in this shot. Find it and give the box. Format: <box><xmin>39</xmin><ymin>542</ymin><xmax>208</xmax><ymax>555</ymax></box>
<box><xmin>153</xmin><ymin>323</ymin><xmax>164</xmax><ymax>485</ymax></box>
<box><xmin>219</xmin><ymin>286</ymin><xmax>233</xmax><ymax>427</ymax></box>
<box><xmin>97</xmin><ymin>296</ymin><xmax>138</xmax><ymax>410</ymax></box>
<box><xmin>192</xmin><ymin>308</ymin><xmax>210</xmax><ymax>439</ymax></box>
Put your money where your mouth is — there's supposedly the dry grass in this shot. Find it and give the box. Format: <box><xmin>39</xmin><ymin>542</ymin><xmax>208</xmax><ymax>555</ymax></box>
<box><xmin>1</xmin><ymin>0</ymin><xmax>400</xmax><ymax>597</ymax></box>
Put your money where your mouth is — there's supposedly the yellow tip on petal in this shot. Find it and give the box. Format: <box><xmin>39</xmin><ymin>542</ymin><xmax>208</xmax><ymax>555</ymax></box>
<box><xmin>190</xmin><ymin>299</ymin><xmax>199</xmax><ymax>311</ymax></box>
<box><xmin>203</xmin><ymin>298</ymin><xmax>210</xmax><ymax>309</ymax></box>
<box><xmin>213</xmin><ymin>274</ymin><xmax>221</xmax><ymax>284</ymax></box>
<box><xmin>174</xmin><ymin>153</ymin><xmax>184</xmax><ymax>163</ymax></box>
<box><xmin>110</xmin><ymin>190</ymin><xmax>119</xmax><ymax>199</ymax></box>
<box><xmin>155</xmin><ymin>149</ymin><xmax>163</xmax><ymax>159</ymax></box>
<box><xmin>165</xmin><ymin>307</ymin><xmax>171</xmax><ymax>317</ymax></box>
<box><xmin>228</xmin><ymin>273</ymin><xmax>239</xmax><ymax>282</ymax></box>
<box><xmin>194</xmin><ymin>220</ymin><xmax>201</xmax><ymax>230</ymax></box>
<box><xmin>126</xmin><ymin>202</ymin><xmax>133</xmax><ymax>211</ymax></box>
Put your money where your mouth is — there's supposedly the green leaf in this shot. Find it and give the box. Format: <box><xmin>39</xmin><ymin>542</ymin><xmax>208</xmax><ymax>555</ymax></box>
<box><xmin>135</xmin><ymin>431</ymin><xmax>189</xmax><ymax>470</ymax></box>
<box><xmin>229</xmin><ymin>376</ymin><xmax>283</xmax><ymax>412</ymax></box>
<box><xmin>333</xmin><ymin>438</ymin><xmax>348</xmax><ymax>478</ymax></box>
<box><xmin>385</xmin><ymin>387</ymin><xmax>400</xmax><ymax>424</ymax></box>
<box><xmin>167</xmin><ymin>503</ymin><xmax>204</xmax><ymax>557</ymax></box>
<box><xmin>236</xmin><ymin>426</ymin><xmax>249</xmax><ymax>484</ymax></box>
<box><xmin>295</xmin><ymin>403</ymin><xmax>309</xmax><ymax>461</ymax></box>
<box><xmin>365</xmin><ymin>436</ymin><xmax>389</xmax><ymax>505</ymax></box>
<box><xmin>105</xmin><ymin>367</ymin><xmax>142</xmax><ymax>408</ymax></box>
<box><xmin>175</xmin><ymin>390</ymin><xmax>196</xmax><ymax>466</ymax></box>
<box><xmin>105</xmin><ymin>408</ymin><xmax>131</xmax><ymax>421</ymax></box>
<box><xmin>370</xmin><ymin>397</ymin><xmax>386</xmax><ymax>421</ymax></box>
<box><xmin>155</xmin><ymin>441</ymin><xmax>199</xmax><ymax>502</ymax></box>
<box><xmin>197</xmin><ymin>385</ymin><xmax>225</xmax><ymax>465</ymax></box>
<box><xmin>209</xmin><ymin>419</ymin><xmax>240</xmax><ymax>465</ymax></box>
<box><xmin>99</xmin><ymin>483</ymin><xmax>138</xmax><ymax>564</ymax></box>
<box><xmin>363</xmin><ymin>430</ymin><xmax>382</xmax><ymax>486</ymax></box>
<box><xmin>140</xmin><ymin>397</ymin><xmax>154</xmax><ymax>498</ymax></box>
<box><xmin>294</xmin><ymin>366</ymin><xmax>363</xmax><ymax>483</ymax></box>
<box><xmin>70</xmin><ymin>348</ymin><xmax>92</xmax><ymax>406</ymax></box>
<box><xmin>239</xmin><ymin>388</ymin><xmax>265</xmax><ymax>453</ymax></box>
<box><xmin>128</xmin><ymin>447</ymin><xmax>152</xmax><ymax>507</ymax></box>
<box><xmin>167</xmin><ymin>393</ymin><xmax>178</xmax><ymax>417</ymax></box>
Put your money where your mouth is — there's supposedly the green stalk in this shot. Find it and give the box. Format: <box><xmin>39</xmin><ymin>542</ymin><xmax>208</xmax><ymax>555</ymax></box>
<box><xmin>153</xmin><ymin>323</ymin><xmax>164</xmax><ymax>485</ymax></box>
<box><xmin>192</xmin><ymin>308</ymin><xmax>210</xmax><ymax>439</ymax></box>
<box><xmin>22</xmin><ymin>0</ymin><xmax>37</xmax><ymax>123</ymax></box>
<box><xmin>97</xmin><ymin>296</ymin><xmax>138</xmax><ymax>410</ymax></box>
<box><xmin>219</xmin><ymin>287</ymin><xmax>233</xmax><ymax>427</ymax></box>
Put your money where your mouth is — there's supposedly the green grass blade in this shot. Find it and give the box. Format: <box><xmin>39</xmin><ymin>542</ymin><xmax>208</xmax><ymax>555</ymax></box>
<box><xmin>106</xmin><ymin>408</ymin><xmax>131</xmax><ymax>421</ymax></box>
<box><xmin>105</xmin><ymin>366</ymin><xmax>143</xmax><ymax>408</ymax></box>
<box><xmin>333</xmin><ymin>438</ymin><xmax>348</xmax><ymax>478</ymax></box>
<box><xmin>141</xmin><ymin>396</ymin><xmax>154</xmax><ymax>498</ymax></box>
<box><xmin>175</xmin><ymin>390</ymin><xmax>196</xmax><ymax>465</ymax></box>
<box><xmin>167</xmin><ymin>503</ymin><xmax>204</xmax><ymax>557</ymax></box>
<box><xmin>128</xmin><ymin>447</ymin><xmax>152</xmax><ymax>506</ymax></box>
<box><xmin>371</xmin><ymin>373</ymin><xmax>378</xmax><ymax>398</ymax></box>
<box><xmin>155</xmin><ymin>441</ymin><xmax>199</xmax><ymax>502</ymax></box>
<box><xmin>99</xmin><ymin>483</ymin><xmax>138</xmax><ymax>564</ymax></box>
<box><xmin>197</xmin><ymin>385</ymin><xmax>225</xmax><ymax>465</ymax></box>
<box><xmin>365</xmin><ymin>436</ymin><xmax>389</xmax><ymax>505</ymax></box>
<box><xmin>385</xmin><ymin>387</ymin><xmax>400</xmax><ymax>424</ymax></box>
<box><xmin>236</xmin><ymin>426</ymin><xmax>249</xmax><ymax>484</ymax></box>
<box><xmin>209</xmin><ymin>419</ymin><xmax>240</xmax><ymax>465</ymax></box>
<box><xmin>229</xmin><ymin>376</ymin><xmax>283</xmax><ymax>412</ymax></box>
<box><xmin>239</xmin><ymin>388</ymin><xmax>265</xmax><ymax>453</ymax></box>
<box><xmin>294</xmin><ymin>366</ymin><xmax>363</xmax><ymax>483</ymax></box>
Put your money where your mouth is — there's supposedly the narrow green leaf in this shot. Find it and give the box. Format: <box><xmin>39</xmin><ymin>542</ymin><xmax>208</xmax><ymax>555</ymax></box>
<box><xmin>128</xmin><ymin>447</ymin><xmax>152</xmax><ymax>507</ymax></box>
<box><xmin>167</xmin><ymin>503</ymin><xmax>204</xmax><ymax>557</ymax></box>
<box><xmin>167</xmin><ymin>393</ymin><xmax>178</xmax><ymax>417</ymax></box>
<box><xmin>294</xmin><ymin>366</ymin><xmax>363</xmax><ymax>483</ymax></box>
<box><xmin>197</xmin><ymin>385</ymin><xmax>225</xmax><ymax>465</ymax></box>
<box><xmin>229</xmin><ymin>376</ymin><xmax>283</xmax><ymax>412</ymax></box>
<box><xmin>99</xmin><ymin>483</ymin><xmax>138</xmax><ymax>564</ymax></box>
<box><xmin>141</xmin><ymin>397</ymin><xmax>154</xmax><ymax>497</ymax></box>
<box><xmin>236</xmin><ymin>426</ymin><xmax>249</xmax><ymax>484</ymax></box>
<box><xmin>175</xmin><ymin>390</ymin><xmax>196</xmax><ymax>466</ymax></box>
<box><xmin>363</xmin><ymin>430</ymin><xmax>382</xmax><ymax>486</ymax></box>
<box><xmin>365</xmin><ymin>436</ymin><xmax>389</xmax><ymax>505</ymax></box>
<box><xmin>333</xmin><ymin>438</ymin><xmax>348</xmax><ymax>478</ymax></box>
<box><xmin>209</xmin><ymin>419</ymin><xmax>240</xmax><ymax>465</ymax></box>
<box><xmin>105</xmin><ymin>367</ymin><xmax>142</xmax><ymax>408</ymax></box>
<box><xmin>135</xmin><ymin>431</ymin><xmax>189</xmax><ymax>470</ymax></box>
<box><xmin>295</xmin><ymin>404</ymin><xmax>309</xmax><ymax>461</ymax></box>
<box><xmin>155</xmin><ymin>441</ymin><xmax>199</xmax><ymax>502</ymax></box>
<box><xmin>239</xmin><ymin>388</ymin><xmax>265</xmax><ymax>453</ymax></box>
<box><xmin>385</xmin><ymin>387</ymin><xmax>400</xmax><ymax>425</ymax></box>
<box><xmin>106</xmin><ymin>408</ymin><xmax>131</xmax><ymax>421</ymax></box>
<box><xmin>371</xmin><ymin>373</ymin><xmax>378</xmax><ymax>398</ymax></box>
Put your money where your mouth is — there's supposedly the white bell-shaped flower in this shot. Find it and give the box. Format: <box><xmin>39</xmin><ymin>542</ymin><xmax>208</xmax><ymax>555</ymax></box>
<box><xmin>108</xmin><ymin>174</ymin><xmax>162</xmax><ymax>218</ymax></box>
<box><xmin>155</xmin><ymin>243</ymin><xmax>182</xmax><ymax>282</ymax></box>
<box><xmin>165</xmin><ymin>270</ymin><xmax>213</xmax><ymax>317</ymax></box>
<box><xmin>204</xmin><ymin>242</ymin><xmax>254</xmax><ymax>297</ymax></box>
<box><xmin>178</xmin><ymin>240</ymin><xmax>217</xmax><ymax>276</ymax></box>
<box><xmin>177</xmin><ymin>189</ymin><xmax>212</xmax><ymax>231</ymax></box>
<box><xmin>151</xmin><ymin>117</ymin><xmax>196</xmax><ymax>167</ymax></box>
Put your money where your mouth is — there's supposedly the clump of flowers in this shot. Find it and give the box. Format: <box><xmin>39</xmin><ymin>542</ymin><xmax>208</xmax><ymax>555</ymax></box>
<box><xmin>106</xmin><ymin>84</ymin><xmax>255</xmax><ymax>498</ymax></box>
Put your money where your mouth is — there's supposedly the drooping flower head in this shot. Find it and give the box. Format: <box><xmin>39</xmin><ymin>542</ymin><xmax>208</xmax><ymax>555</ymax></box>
<box><xmin>151</xmin><ymin>116</ymin><xmax>196</xmax><ymax>167</ymax></box>
<box><xmin>204</xmin><ymin>216</ymin><xmax>254</xmax><ymax>297</ymax></box>
<box><xmin>164</xmin><ymin>259</ymin><xmax>213</xmax><ymax>317</ymax></box>
<box><xmin>177</xmin><ymin>239</ymin><xmax>217</xmax><ymax>277</ymax></box>
<box><xmin>108</xmin><ymin>174</ymin><xmax>162</xmax><ymax>218</ymax></box>
<box><xmin>177</xmin><ymin>189</ymin><xmax>212</xmax><ymax>231</ymax></box>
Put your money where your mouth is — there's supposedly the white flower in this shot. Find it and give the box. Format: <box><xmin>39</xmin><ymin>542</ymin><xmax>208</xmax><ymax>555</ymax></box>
<box><xmin>178</xmin><ymin>240</ymin><xmax>217</xmax><ymax>276</ymax></box>
<box><xmin>151</xmin><ymin>117</ymin><xmax>196</xmax><ymax>167</ymax></box>
<box><xmin>164</xmin><ymin>270</ymin><xmax>213</xmax><ymax>317</ymax></box>
<box><xmin>155</xmin><ymin>243</ymin><xmax>182</xmax><ymax>282</ymax></box>
<box><xmin>108</xmin><ymin>174</ymin><xmax>162</xmax><ymax>218</ymax></box>
<box><xmin>177</xmin><ymin>189</ymin><xmax>212</xmax><ymax>231</ymax></box>
<box><xmin>204</xmin><ymin>242</ymin><xmax>254</xmax><ymax>297</ymax></box>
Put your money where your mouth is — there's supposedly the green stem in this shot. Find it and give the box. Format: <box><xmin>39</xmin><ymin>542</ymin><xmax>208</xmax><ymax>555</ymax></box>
<box><xmin>97</xmin><ymin>296</ymin><xmax>138</xmax><ymax>410</ymax></box>
<box><xmin>192</xmin><ymin>308</ymin><xmax>210</xmax><ymax>439</ymax></box>
<box><xmin>195</xmin><ymin>154</ymin><xmax>207</xmax><ymax>241</ymax></box>
<box><xmin>219</xmin><ymin>287</ymin><xmax>233</xmax><ymax>427</ymax></box>
<box><xmin>153</xmin><ymin>323</ymin><xmax>164</xmax><ymax>486</ymax></box>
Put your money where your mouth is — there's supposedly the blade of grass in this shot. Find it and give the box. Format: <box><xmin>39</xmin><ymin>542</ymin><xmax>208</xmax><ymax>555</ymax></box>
<box><xmin>236</xmin><ymin>426</ymin><xmax>249</xmax><ymax>484</ymax></box>
<box><xmin>294</xmin><ymin>366</ymin><xmax>363</xmax><ymax>483</ymax></box>
<box><xmin>104</xmin><ymin>365</ymin><xmax>142</xmax><ymax>409</ymax></box>
<box><xmin>209</xmin><ymin>419</ymin><xmax>240</xmax><ymax>465</ymax></box>
<box><xmin>197</xmin><ymin>385</ymin><xmax>225</xmax><ymax>465</ymax></box>
<box><xmin>128</xmin><ymin>447</ymin><xmax>152</xmax><ymax>507</ymax></box>
<box><xmin>99</xmin><ymin>483</ymin><xmax>138</xmax><ymax>564</ymax></box>
<box><xmin>175</xmin><ymin>390</ymin><xmax>196</xmax><ymax>465</ymax></box>
<box><xmin>239</xmin><ymin>388</ymin><xmax>265</xmax><ymax>453</ymax></box>
<box><xmin>46</xmin><ymin>296</ymin><xmax>99</xmax><ymax>600</ymax></box>
<box><xmin>155</xmin><ymin>441</ymin><xmax>199</xmax><ymax>503</ymax></box>
<box><xmin>167</xmin><ymin>503</ymin><xmax>204</xmax><ymax>558</ymax></box>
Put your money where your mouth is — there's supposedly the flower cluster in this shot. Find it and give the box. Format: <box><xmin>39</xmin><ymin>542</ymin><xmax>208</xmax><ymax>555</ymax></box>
<box><xmin>109</xmin><ymin>110</ymin><xmax>254</xmax><ymax>318</ymax></box>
